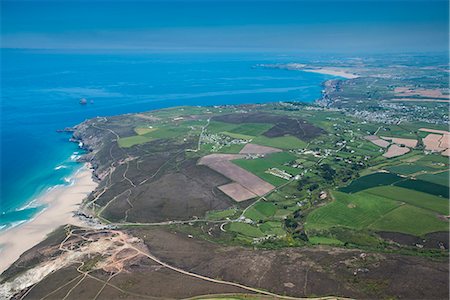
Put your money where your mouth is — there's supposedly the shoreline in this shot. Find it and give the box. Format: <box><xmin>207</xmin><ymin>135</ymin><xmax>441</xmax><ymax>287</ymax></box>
<box><xmin>0</xmin><ymin>164</ymin><xmax>98</xmax><ymax>274</ymax></box>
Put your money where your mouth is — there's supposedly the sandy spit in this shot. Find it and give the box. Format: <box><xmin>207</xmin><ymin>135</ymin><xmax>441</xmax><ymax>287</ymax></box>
<box><xmin>302</xmin><ymin>68</ymin><xmax>359</xmax><ymax>79</ymax></box>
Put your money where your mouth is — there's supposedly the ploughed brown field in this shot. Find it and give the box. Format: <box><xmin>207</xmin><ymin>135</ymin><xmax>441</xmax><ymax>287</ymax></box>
<box><xmin>199</xmin><ymin>154</ymin><xmax>274</xmax><ymax>200</ymax></box>
<box><xmin>380</xmin><ymin>136</ymin><xmax>418</xmax><ymax>148</ymax></box>
<box><xmin>239</xmin><ymin>143</ymin><xmax>282</xmax><ymax>154</ymax></box>
<box><xmin>218</xmin><ymin>182</ymin><xmax>258</xmax><ymax>202</ymax></box>
<box><xmin>365</xmin><ymin>135</ymin><xmax>390</xmax><ymax>148</ymax></box>
<box><xmin>383</xmin><ymin>144</ymin><xmax>411</xmax><ymax>158</ymax></box>
<box><xmin>423</xmin><ymin>134</ymin><xmax>448</xmax><ymax>152</ymax></box>
<box><xmin>394</xmin><ymin>87</ymin><xmax>450</xmax><ymax>99</ymax></box>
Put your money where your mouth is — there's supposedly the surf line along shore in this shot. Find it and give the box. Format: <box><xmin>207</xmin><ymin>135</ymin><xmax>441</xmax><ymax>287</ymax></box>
<box><xmin>0</xmin><ymin>164</ymin><xmax>98</xmax><ymax>274</ymax></box>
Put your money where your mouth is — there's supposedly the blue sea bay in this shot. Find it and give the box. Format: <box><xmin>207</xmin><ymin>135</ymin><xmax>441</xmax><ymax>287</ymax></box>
<box><xmin>0</xmin><ymin>50</ymin><xmax>336</xmax><ymax>230</ymax></box>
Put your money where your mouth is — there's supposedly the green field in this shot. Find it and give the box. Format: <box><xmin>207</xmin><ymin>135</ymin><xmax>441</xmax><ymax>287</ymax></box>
<box><xmin>244</xmin><ymin>201</ymin><xmax>278</xmax><ymax>221</ymax></box>
<box><xmin>370</xmin><ymin>205</ymin><xmax>449</xmax><ymax>236</ymax></box>
<box><xmin>206</xmin><ymin>208</ymin><xmax>238</xmax><ymax>221</ymax></box>
<box><xmin>394</xmin><ymin>179</ymin><xmax>449</xmax><ymax>198</ymax></box>
<box><xmin>305</xmin><ymin>191</ymin><xmax>400</xmax><ymax>230</ymax></box>
<box><xmin>118</xmin><ymin>135</ymin><xmax>153</xmax><ymax>148</ymax></box>
<box><xmin>207</xmin><ymin>121</ymin><xmax>273</xmax><ymax>137</ymax></box>
<box><xmin>134</xmin><ymin>127</ymin><xmax>157</xmax><ymax>135</ymax></box>
<box><xmin>417</xmin><ymin>154</ymin><xmax>450</xmax><ymax>166</ymax></box>
<box><xmin>339</xmin><ymin>172</ymin><xmax>403</xmax><ymax>193</ymax></box>
<box><xmin>416</xmin><ymin>171</ymin><xmax>449</xmax><ymax>187</ymax></box>
<box><xmin>118</xmin><ymin>126</ymin><xmax>190</xmax><ymax>148</ymax></box>
<box><xmin>233</xmin><ymin>152</ymin><xmax>300</xmax><ymax>186</ymax></box>
<box><xmin>228</xmin><ymin>222</ymin><xmax>264</xmax><ymax>238</ymax></box>
<box><xmin>308</xmin><ymin>236</ymin><xmax>344</xmax><ymax>246</ymax></box>
<box><xmin>387</xmin><ymin>164</ymin><xmax>435</xmax><ymax>175</ymax></box>
<box><xmin>365</xmin><ymin>186</ymin><xmax>449</xmax><ymax>215</ymax></box>
<box><xmin>259</xmin><ymin>221</ymin><xmax>286</xmax><ymax>236</ymax></box>
<box><xmin>218</xmin><ymin>144</ymin><xmax>246</xmax><ymax>154</ymax></box>
<box><xmin>207</xmin><ymin>121</ymin><xmax>240</xmax><ymax>133</ymax></box>
<box><xmin>306</xmin><ymin>188</ymin><xmax>449</xmax><ymax>237</ymax></box>
<box><xmin>221</xmin><ymin>131</ymin><xmax>254</xmax><ymax>140</ymax></box>
<box><xmin>251</xmin><ymin>135</ymin><xmax>307</xmax><ymax>149</ymax></box>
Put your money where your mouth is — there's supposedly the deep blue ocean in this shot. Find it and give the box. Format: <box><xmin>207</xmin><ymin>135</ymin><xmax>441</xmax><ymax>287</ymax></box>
<box><xmin>0</xmin><ymin>50</ymin><xmax>335</xmax><ymax>231</ymax></box>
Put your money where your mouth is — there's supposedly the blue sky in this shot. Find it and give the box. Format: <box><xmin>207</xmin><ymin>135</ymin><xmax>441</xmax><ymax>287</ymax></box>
<box><xmin>1</xmin><ymin>0</ymin><xmax>449</xmax><ymax>53</ymax></box>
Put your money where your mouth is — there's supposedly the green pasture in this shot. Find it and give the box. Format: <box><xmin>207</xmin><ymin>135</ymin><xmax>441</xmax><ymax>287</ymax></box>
<box><xmin>228</xmin><ymin>222</ymin><xmax>264</xmax><ymax>238</ymax></box>
<box><xmin>118</xmin><ymin>126</ymin><xmax>190</xmax><ymax>148</ymax></box>
<box><xmin>118</xmin><ymin>135</ymin><xmax>153</xmax><ymax>148</ymax></box>
<box><xmin>218</xmin><ymin>144</ymin><xmax>246</xmax><ymax>154</ymax></box>
<box><xmin>251</xmin><ymin>135</ymin><xmax>307</xmax><ymax>149</ymax></box>
<box><xmin>259</xmin><ymin>221</ymin><xmax>286</xmax><ymax>236</ymax></box>
<box><xmin>233</xmin><ymin>152</ymin><xmax>300</xmax><ymax>186</ymax></box>
<box><xmin>206</xmin><ymin>208</ymin><xmax>238</xmax><ymax>221</ymax></box>
<box><xmin>244</xmin><ymin>201</ymin><xmax>278</xmax><ymax>221</ymax></box>
<box><xmin>386</xmin><ymin>164</ymin><xmax>435</xmax><ymax>175</ymax></box>
<box><xmin>221</xmin><ymin>131</ymin><xmax>254</xmax><ymax>140</ymax></box>
<box><xmin>134</xmin><ymin>127</ymin><xmax>157</xmax><ymax>135</ymax></box>
<box><xmin>339</xmin><ymin>172</ymin><xmax>403</xmax><ymax>193</ymax></box>
<box><xmin>305</xmin><ymin>191</ymin><xmax>400</xmax><ymax>231</ymax></box>
<box><xmin>370</xmin><ymin>204</ymin><xmax>448</xmax><ymax>236</ymax></box>
<box><xmin>306</xmin><ymin>188</ymin><xmax>449</xmax><ymax>237</ymax></box>
<box><xmin>416</xmin><ymin>171</ymin><xmax>449</xmax><ymax>187</ymax></box>
<box><xmin>365</xmin><ymin>186</ymin><xmax>449</xmax><ymax>215</ymax></box>
<box><xmin>394</xmin><ymin>179</ymin><xmax>449</xmax><ymax>198</ymax></box>
<box><xmin>308</xmin><ymin>236</ymin><xmax>344</xmax><ymax>246</ymax></box>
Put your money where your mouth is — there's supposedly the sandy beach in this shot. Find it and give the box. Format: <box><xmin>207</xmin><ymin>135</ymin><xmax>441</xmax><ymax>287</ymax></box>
<box><xmin>0</xmin><ymin>164</ymin><xmax>97</xmax><ymax>274</ymax></box>
<box><xmin>303</xmin><ymin>68</ymin><xmax>359</xmax><ymax>79</ymax></box>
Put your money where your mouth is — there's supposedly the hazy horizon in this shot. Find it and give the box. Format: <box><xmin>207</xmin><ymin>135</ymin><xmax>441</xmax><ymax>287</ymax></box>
<box><xmin>1</xmin><ymin>0</ymin><xmax>449</xmax><ymax>54</ymax></box>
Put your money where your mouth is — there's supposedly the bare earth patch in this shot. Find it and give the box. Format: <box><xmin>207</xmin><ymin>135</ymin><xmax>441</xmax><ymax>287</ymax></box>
<box><xmin>239</xmin><ymin>143</ymin><xmax>282</xmax><ymax>155</ymax></box>
<box><xmin>199</xmin><ymin>154</ymin><xmax>274</xmax><ymax>197</ymax></box>
<box><xmin>134</xmin><ymin>113</ymin><xmax>161</xmax><ymax>121</ymax></box>
<box><xmin>218</xmin><ymin>183</ymin><xmax>257</xmax><ymax>202</ymax></box>
<box><xmin>423</xmin><ymin>134</ymin><xmax>447</xmax><ymax>152</ymax></box>
<box><xmin>391</xmin><ymin>98</ymin><xmax>449</xmax><ymax>103</ymax></box>
<box><xmin>365</xmin><ymin>135</ymin><xmax>390</xmax><ymax>148</ymax></box>
<box><xmin>380</xmin><ymin>136</ymin><xmax>418</xmax><ymax>148</ymax></box>
<box><xmin>419</xmin><ymin>128</ymin><xmax>450</xmax><ymax>135</ymax></box>
<box><xmin>441</xmin><ymin>149</ymin><xmax>450</xmax><ymax>157</ymax></box>
<box><xmin>394</xmin><ymin>87</ymin><xmax>449</xmax><ymax>99</ymax></box>
<box><xmin>439</xmin><ymin>134</ymin><xmax>450</xmax><ymax>148</ymax></box>
<box><xmin>383</xmin><ymin>144</ymin><xmax>410</xmax><ymax>158</ymax></box>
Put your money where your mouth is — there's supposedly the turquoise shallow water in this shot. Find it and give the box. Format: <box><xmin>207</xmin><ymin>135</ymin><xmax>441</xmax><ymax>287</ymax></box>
<box><xmin>0</xmin><ymin>50</ymin><xmax>335</xmax><ymax>231</ymax></box>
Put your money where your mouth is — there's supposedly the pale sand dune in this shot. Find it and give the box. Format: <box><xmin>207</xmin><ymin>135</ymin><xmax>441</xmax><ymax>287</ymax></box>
<box><xmin>0</xmin><ymin>165</ymin><xmax>97</xmax><ymax>274</ymax></box>
<box><xmin>302</xmin><ymin>68</ymin><xmax>359</xmax><ymax>79</ymax></box>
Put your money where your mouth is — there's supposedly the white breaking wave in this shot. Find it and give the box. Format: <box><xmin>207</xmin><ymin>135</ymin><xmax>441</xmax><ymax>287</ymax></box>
<box><xmin>54</xmin><ymin>165</ymin><xmax>68</xmax><ymax>170</ymax></box>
